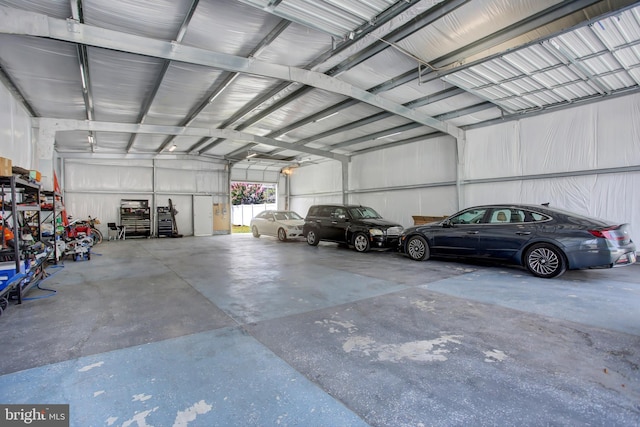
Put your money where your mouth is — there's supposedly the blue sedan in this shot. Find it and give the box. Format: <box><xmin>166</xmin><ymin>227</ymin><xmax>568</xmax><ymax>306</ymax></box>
<box><xmin>399</xmin><ymin>204</ymin><xmax>637</xmax><ymax>278</ymax></box>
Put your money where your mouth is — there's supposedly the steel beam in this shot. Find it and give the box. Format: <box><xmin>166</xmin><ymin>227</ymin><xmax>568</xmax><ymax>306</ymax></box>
<box><xmin>0</xmin><ymin>7</ymin><xmax>459</xmax><ymax>137</ymax></box>
<box><xmin>34</xmin><ymin>118</ymin><xmax>349</xmax><ymax>162</ymax></box>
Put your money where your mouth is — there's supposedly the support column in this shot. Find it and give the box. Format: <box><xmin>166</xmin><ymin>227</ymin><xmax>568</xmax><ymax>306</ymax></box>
<box><xmin>455</xmin><ymin>131</ymin><xmax>466</xmax><ymax>212</ymax></box>
<box><xmin>341</xmin><ymin>158</ymin><xmax>349</xmax><ymax>205</ymax></box>
<box><xmin>35</xmin><ymin>124</ymin><xmax>56</xmax><ymax>191</ymax></box>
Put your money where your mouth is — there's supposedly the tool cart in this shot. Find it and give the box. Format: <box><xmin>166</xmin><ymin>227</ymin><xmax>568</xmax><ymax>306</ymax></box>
<box><xmin>157</xmin><ymin>206</ymin><xmax>173</xmax><ymax>237</ymax></box>
<box><xmin>120</xmin><ymin>199</ymin><xmax>151</xmax><ymax>237</ymax></box>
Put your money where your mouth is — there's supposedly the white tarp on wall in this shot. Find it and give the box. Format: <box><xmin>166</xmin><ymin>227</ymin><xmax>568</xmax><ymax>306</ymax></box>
<box><xmin>289</xmin><ymin>160</ymin><xmax>343</xmax><ymax>217</ymax></box>
<box><xmin>290</xmin><ymin>92</ymin><xmax>640</xmax><ymax>245</ymax></box>
<box><xmin>462</xmin><ymin>93</ymin><xmax>640</xmax><ymax>244</ymax></box>
<box><xmin>348</xmin><ymin>135</ymin><xmax>458</xmax><ymax>227</ymax></box>
<box><xmin>0</xmin><ymin>83</ymin><xmax>33</xmax><ymax>169</ymax></box>
<box><xmin>63</xmin><ymin>158</ymin><xmax>228</xmax><ymax>237</ymax></box>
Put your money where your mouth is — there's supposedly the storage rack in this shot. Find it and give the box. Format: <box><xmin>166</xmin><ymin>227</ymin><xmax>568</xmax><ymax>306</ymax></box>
<box><xmin>156</xmin><ymin>206</ymin><xmax>173</xmax><ymax>237</ymax></box>
<box><xmin>120</xmin><ymin>199</ymin><xmax>151</xmax><ymax>238</ymax></box>
<box><xmin>0</xmin><ymin>175</ymin><xmax>45</xmax><ymax>304</ymax></box>
<box><xmin>40</xmin><ymin>189</ymin><xmax>64</xmax><ymax>263</ymax></box>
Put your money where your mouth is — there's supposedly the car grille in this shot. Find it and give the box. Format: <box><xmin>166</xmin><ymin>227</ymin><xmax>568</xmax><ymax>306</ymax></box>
<box><xmin>386</xmin><ymin>226</ymin><xmax>403</xmax><ymax>236</ymax></box>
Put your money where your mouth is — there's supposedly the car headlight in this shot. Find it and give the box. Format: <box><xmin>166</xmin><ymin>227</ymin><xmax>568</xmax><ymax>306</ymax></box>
<box><xmin>369</xmin><ymin>228</ymin><xmax>383</xmax><ymax>236</ymax></box>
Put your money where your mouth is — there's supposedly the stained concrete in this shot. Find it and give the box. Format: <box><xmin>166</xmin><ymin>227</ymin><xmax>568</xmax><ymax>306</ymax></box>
<box><xmin>0</xmin><ymin>233</ymin><xmax>638</xmax><ymax>426</ymax></box>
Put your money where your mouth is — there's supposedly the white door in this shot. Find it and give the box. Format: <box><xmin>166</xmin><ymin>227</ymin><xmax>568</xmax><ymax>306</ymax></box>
<box><xmin>193</xmin><ymin>195</ymin><xmax>213</xmax><ymax>236</ymax></box>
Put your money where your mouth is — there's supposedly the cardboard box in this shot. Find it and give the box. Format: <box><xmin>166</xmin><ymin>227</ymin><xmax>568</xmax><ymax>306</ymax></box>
<box><xmin>0</xmin><ymin>157</ymin><xmax>12</xmax><ymax>177</ymax></box>
<box><xmin>412</xmin><ymin>215</ymin><xmax>449</xmax><ymax>225</ymax></box>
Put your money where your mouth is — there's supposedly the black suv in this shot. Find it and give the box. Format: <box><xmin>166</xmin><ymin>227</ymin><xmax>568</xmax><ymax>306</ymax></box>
<box><xmin>303</xmin><ymin>204</ymin><xmax>403</xmax><ymax>252</ymax></box>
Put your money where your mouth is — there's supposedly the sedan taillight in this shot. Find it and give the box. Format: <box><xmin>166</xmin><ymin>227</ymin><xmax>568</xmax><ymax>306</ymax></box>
<box><xmin>588</xmin><ymin>224</ymin><xmax>631</xmax><ymax>244</ymax></box>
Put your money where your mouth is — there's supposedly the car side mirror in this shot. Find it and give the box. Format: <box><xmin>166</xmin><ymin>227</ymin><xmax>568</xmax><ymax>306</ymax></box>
<box><xmin>442</xmin><ymin>219</ymin><xmax>453</xmax><ymax>228</ymax></box>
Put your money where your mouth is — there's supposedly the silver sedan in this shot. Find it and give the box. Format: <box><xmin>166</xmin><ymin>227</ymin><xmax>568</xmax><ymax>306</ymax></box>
<box><xmin>250</xmin><ymin>210</ymin><xmax>305</xmax><ymax>241</ymax></box>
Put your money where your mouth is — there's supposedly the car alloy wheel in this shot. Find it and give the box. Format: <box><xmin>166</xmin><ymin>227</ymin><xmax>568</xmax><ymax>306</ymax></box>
<box><xmin>306</xmin><ymin>230</ymin><xmax>319</xmax><ymax>246</ymax></box>
<box><xmin>252</xmin><ymin>226</ymin><xmax>260</xmax><ymax>238</ymax></box>
<box><xmin>278</xmin><ymin>228</ymin><xmax>287</xmax><ymax>242</ymax></box>
<box><xmin>406</xmin><ymin>235</ymin><xmax>429</xmax><ymax>261</ymax></box>
<box><xmin>525</xmin><ymin>243</ymin><xmax>566</xmax><ymax>278</ymax></box>
<box><xmin>353</xmin><ymin>232</ymin><xmax>370</xmax><ymax>252</ymax></box>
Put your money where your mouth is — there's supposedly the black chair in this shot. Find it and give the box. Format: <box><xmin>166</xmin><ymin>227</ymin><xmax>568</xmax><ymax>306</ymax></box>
<box><xmin>107</xmin><ymin>223</ymin><xmax>125</xmax><ymax>240</ymax></box>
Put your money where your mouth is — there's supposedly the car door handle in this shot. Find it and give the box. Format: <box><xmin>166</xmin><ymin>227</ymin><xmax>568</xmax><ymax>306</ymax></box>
<box><xmin>331</xmin><ymin>221</ymin><xmax>337</xmax><ymax>224</ymax></box>
<box><xmin>516</xmin><ymin>231</ymin><xmax>531</xmax><ymax>235</ymax></box>
<box><xmin>467</xmin><ymin>231</ymin><xmax>479</xmax><ymax>234</ymax></box>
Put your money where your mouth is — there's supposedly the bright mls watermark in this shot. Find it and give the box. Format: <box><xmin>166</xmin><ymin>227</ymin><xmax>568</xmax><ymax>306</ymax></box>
<box><xmin>1</xmin><ymin>405</ymin><xmax>69</xmax><ymax>426</ymax></box>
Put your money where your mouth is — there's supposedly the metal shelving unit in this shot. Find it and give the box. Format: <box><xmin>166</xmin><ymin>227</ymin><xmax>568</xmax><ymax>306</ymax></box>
<box><xmin>0</xmin><ymin>175</ymin><xmax>45</xmax><ymax>304</ymax></box>
<box><xmin>40</xmin><ymin>189</ymin><xmax>65</xmax><ymax>263</ymax></box>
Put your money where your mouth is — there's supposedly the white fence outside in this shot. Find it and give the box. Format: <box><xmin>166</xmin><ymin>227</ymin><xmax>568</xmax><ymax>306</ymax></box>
<box><xmin>232</xmin><ymin>203</ymin><xmax>277</xmax><ymax>226</ymax></box>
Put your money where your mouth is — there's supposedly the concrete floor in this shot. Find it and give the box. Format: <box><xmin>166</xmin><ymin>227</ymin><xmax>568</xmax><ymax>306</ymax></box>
<box><xmin>0</xmin><ymin>233</ymin><xmax>639</xmax><ymax>426</ymax></box>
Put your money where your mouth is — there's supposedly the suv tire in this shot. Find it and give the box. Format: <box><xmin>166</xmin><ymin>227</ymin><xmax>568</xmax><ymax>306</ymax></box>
<box><xmin>353</xmin><ymin>232</ymin><xmax>371</xmax><ymax>253</ymax></box>
<box><xmin>306</xmin><ymin>230</ymin><xmax>319</xmax><ymax>246</ymax></box>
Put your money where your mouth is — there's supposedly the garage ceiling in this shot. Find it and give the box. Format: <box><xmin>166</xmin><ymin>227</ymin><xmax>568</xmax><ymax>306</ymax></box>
<box><xmin>1</xmin><ymin>0</ymin><xmax>639</xmax><ymax>173</ymax></box>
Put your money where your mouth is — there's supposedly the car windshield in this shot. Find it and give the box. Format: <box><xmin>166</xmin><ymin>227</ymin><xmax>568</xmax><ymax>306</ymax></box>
<box><xmin>348</xmin><ymin>207</ymin><xmax>381</xmax><ymax>219</ymax></box>
<box><xmin>274</xmin><ymin>211</ymin><xmax>302</xmax><ymax>220</ymax></box>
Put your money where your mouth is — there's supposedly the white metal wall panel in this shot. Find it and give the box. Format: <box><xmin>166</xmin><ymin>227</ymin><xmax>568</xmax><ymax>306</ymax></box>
<box><xmin>63</xmin><ymin>158</ymin><xmax>226</xmax><ymax>237</ymax></box>
<box><xmin>289</xmin><ymin>160</ymin><xmax>343</xmax><ymax>218</ymax></box>
<box><xmin>290</xmin><ymin>160</ymin><xmax>342</xmax><ymax>195</ymax></box>
<box><xmin>463</xmin><ymin>92</ymin><xmax>640</xmax><ymax>245</ymax></box>
<box><xmin>0</xmin><ymin>82</ymin><xmax>32</xmax><ymax>169</ymax></box>
<box><xmin>351</xmin><ymin>186</ymin><xmax>457</xmax><ymax>229</ymax></box>
<box><xmin>463</xmin><ymin>121</ymin><xmax>522</xmax><ymax>181</ymax></box>
<box><xmin>195</xmin><ymin>169</ymin><xmax>228</xmax><ymax>195</ymax></box>
<box><xmin>156</xmin><ymin>168</ymin><xmax>197</xmax><ymax>193</ymax></box>
<box><xmin>462</xmin><ymin>173</ymin><xmax>640</xmax><ymax>245</ymax></box>
<box><xmin>289</xmin><ymin>92</ymin><xmax>639</xmax><ymax>242</ymax></box>
<box><xmin>350</xmin><ymin>135</ymin><xmax>456</xmax><ymax>189</ymax></box>
<box><xmin>466</xmin><ymin>93</ymin><xmax>640</xmax><ymax>179</ymax></box>
<box><xmin>65</xmin><ymin>160</ymin><xmax>153</xmax><ymax>192</ymax></box>
<box><xmin>595</xmin><ymin>94</ymin><xmax>640</xmax><ymax>169</ymax></box>
<box><xmin>63</xmin><ymin>160</ymin><xmax>154</xmax><ymax>236</ymax></box>
<box><xmin>63</xmin><ymin>192</ymin><xmax>152</xmax><ymax>237</ymax></box>
<box><xmin>519</xmin><ymin>107</ymin><xmax>597</xmax><ymax>175</ymax></box>
<box><xmin>230</xmin><ymin>168</ymin><xmax>281</xmax><ymax>183</ymax></box>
